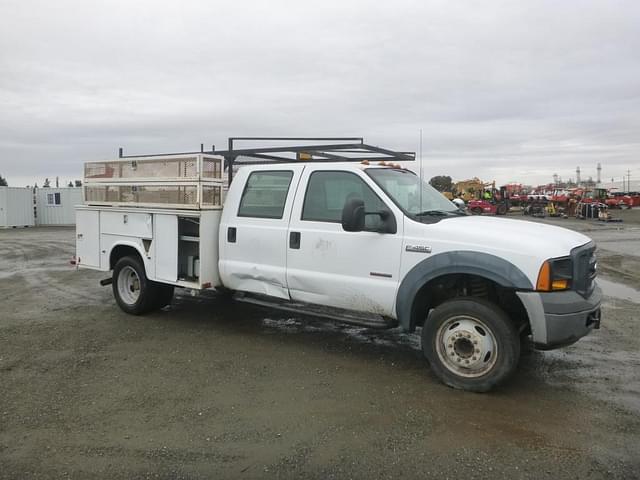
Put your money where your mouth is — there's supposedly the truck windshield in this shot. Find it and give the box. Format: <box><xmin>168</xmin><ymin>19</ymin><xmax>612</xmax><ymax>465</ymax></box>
<box><xmin>366</xmin><ymin>168</ymin><xmax>463</xmax><ymax>221</ymax></box>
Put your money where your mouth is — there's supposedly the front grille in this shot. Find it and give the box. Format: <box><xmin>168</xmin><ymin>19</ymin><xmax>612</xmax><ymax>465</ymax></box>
<box><xmin>571</xmin><ymin>241</ymin><xmax>597</xmax><ymax>297</ymax></box>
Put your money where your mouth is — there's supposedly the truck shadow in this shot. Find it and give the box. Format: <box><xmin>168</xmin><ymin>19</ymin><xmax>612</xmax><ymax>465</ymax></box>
<box><xmin>162</xmin><ymin>290</ymin><xmax>560</xmax><ymax>395</ymax></box>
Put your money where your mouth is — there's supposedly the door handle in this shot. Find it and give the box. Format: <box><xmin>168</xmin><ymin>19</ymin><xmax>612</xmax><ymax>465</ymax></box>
<box><xmin>289</xmin><ymin>231</ymin><xmax>301</xmax><ymax>249</ymax></box>
<box><xmin>227</xmin><ymin>227</ymin><xmax>237</xmax><ymax>243</ymax></box>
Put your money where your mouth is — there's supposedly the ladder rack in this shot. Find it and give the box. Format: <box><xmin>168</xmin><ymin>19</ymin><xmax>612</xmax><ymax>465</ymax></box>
<box><xmin>83</xmin><ymin>137</ymin><xmax>415</xmax><ymax>209</ymax></box>
<box><xmin>117</xmin><ymin>136</ymin><xmax>416</xmax><ymax>186</ymax></box>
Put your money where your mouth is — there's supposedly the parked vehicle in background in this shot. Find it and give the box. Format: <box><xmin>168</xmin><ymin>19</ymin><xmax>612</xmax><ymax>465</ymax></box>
<box><xmin>75</xmin><ymin>137</ymin><xmax>602</xmax><ymax>392</ymax></box>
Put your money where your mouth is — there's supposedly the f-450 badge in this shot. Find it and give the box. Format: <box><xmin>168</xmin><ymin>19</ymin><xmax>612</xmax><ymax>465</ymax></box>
<box><xmin>405</xmin><ymin>245</ymin><xmax>432</xmax><ymax>253</ymax></box>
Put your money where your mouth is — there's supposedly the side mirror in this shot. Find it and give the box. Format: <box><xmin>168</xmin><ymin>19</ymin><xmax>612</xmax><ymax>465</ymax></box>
<box><xmin>341</xmin><ymin>198</ymin><xmax>397</xmax><ymax>234</ymax></box>
<box><xmin>341</xmin><ymin>198</ymin><xmax>365</xmax><ymax>232</ymax></box>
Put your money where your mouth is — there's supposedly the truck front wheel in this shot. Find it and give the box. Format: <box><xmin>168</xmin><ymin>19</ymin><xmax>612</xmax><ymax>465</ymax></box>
<box><xmin>112</xmin><ymin>255</ymin><xmax>163</xmax><ymax>315</ymax></box>
<box><xmin>422</xmin><ymin>298</ymin><xmax>520</xmax><ymax>392</ymax></box>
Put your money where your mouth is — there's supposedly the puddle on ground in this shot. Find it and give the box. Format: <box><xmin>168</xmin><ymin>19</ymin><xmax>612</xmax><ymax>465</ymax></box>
<box><xmin>598</xmin><ymin>278</ymin><xmax>640</xmax><ymax>303</ymax></box>
<box><xmin>261</xmin><ymin>317</ymin><xmax>421</xmax><ymax>351</ymax></box>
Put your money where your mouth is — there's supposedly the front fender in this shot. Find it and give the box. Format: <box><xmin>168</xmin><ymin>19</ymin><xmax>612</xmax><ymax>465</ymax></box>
<box><xmin>395</xmin><ymin>251</ymin><xmax>533</xmax><ymax>331</ymax></box>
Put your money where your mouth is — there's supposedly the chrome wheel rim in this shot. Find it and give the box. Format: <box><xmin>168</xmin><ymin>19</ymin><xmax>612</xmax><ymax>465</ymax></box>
<box><xmin>435</xmin><ymin>315</ymin><xmax>498</xmax><ymax>378</ymax></box>
<box><xmin>117</xmin><ymin>266</ymin><xmax>141</xmax><ymax>305</ymax></box>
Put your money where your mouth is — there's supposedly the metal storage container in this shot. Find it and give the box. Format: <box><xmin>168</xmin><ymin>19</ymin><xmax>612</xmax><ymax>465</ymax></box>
<box><xmin>35</xmin><ymin>187</ymin><xmax>83</xmax><ymax>225</ymax></box>
<box><xmin>0</xmin><ymin>187</ymin><xmax>35</xmax><ymax>228</ymax></box>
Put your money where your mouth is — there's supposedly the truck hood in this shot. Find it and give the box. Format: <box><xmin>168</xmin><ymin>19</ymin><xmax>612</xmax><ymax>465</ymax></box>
<box><xmin>423</xmin><ymin>215</ymin><xmax>592</xmax><ymax>260</ymax></box>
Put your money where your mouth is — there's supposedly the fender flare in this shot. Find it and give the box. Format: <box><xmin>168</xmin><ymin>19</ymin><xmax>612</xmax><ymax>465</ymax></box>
<box><xmin>395</xmin><ymin>251</ymin><xmax>533</xmax><ymax>331</ymax></box>
<box><xmin>108</xmin><ymin>240</ymin><xmax>148</xmax><ymax>270</ymax></box>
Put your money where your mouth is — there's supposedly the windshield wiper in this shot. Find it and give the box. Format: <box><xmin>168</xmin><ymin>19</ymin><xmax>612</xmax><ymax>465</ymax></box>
<box><xmin>415</xmin><ymin>209</ymin><xmax>464</xmax><ymax>217</ymax></box>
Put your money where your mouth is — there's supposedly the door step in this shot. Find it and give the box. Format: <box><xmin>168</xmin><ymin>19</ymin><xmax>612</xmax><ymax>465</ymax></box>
<box><xmin>233</xmin><ymin>293</ymin><xmax>397</xmax><ymax>329</ymax></box>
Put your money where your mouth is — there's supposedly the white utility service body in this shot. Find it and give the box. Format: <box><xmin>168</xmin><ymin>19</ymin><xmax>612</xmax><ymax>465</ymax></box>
<box><xmin>76</xmin><ymin>206</ymin><xmax>222</xmax><ymax>289</ymax></box>
<box><xmin>76</xmin><ymin>141</ymin><xmax>601</xmax><ymax>392</ymax></box>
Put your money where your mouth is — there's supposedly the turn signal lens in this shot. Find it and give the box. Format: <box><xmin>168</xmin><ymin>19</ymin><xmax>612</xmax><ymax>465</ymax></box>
<box><xmin>537</xmin><ymin>259</ymin><xmax>572</xmax><ymax>291</ymax></box>
<box><xmin>536</xmin><ymin>261</ymin><xmax>551</xmax><ymax>291</ymax></box>
<box><xmin>551</xmin><ymin>279</ymin><xmax>569</xmax><ymax>290</ymax></box>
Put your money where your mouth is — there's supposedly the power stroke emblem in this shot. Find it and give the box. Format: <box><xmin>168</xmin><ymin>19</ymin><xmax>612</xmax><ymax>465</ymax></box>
<box><xmin>405</xmin><ymin>245</ymin><xmax>432</xmax><ymax>253</ymax></box>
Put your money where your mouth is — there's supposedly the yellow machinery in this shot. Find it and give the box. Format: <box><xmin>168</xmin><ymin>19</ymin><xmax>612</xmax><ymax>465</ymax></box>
<box><xmin>454</xmin><ymin>178</ymin><xmax>489</xmax><ymax>202</ymax></box>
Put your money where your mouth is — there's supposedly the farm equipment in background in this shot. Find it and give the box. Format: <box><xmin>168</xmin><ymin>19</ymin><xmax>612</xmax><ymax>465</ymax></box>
<box><xmin>502</xmin><ymin>183</ymin><xmax>528</xmax><ymax>207</ymax></box>
<box><xmin>578</xmin><ymin>187</ymin><xmax>609</xmax><ymax>206</ymax></box>
<box><xmin>575</xmin><ymin>189</ymin><xmax>624</xmax><ymax>222</ymax></box>
<box><xmin>606</xmin><ymin>190</ymin><xmax>637</xmax><ymax>209</ymax></box>
<box><xmin>523</xmin><ymin>197</ymin><xmax>548</xmax><ymax>218</ymax></box>
<box><xmin>545</xmin><ymin>201</ymin><xmax>563</xmax><ymax>217</ymax></box>
<box><xmin>467</xmin><ymin>183</ymin><xmax>510</xmax><ymax>215</ymax></box>
<box><xmin>575</xmin><ymin>187</ymin><xmax>633</xmax><ymax>209</ymax></box>
<box><xmin>452</xmin><ymin>178</ymin><xmax>485</xmax><ymax>202</ymax></box>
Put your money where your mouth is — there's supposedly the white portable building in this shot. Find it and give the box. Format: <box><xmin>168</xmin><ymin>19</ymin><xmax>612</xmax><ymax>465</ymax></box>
<box><xmin>35</xmin><ymin>187</ymin><xmax>83</xmax><ymax>225</ymax></box>
<box><xmin>0</xmin><ymin>187</ymin><xmax>35</xmax><ymax>228</ymax></box>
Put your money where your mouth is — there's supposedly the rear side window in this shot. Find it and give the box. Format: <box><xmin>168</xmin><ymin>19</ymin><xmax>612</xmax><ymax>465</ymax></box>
<box><xmin>301</xmin><ymin>171</ymin><xmax>387</xmax><ymax>228</ymax></box>
<box><xmin>238</xmin><ymin>171</ymin><xmax>293</xmax><ymax>219</ymax></box>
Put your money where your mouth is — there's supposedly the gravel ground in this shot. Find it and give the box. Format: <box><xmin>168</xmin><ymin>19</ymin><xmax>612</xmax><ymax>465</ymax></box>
<box><xmin>1</xmin><ymin>221</ymin><xmax>639</xmax><ymax>479</ymax></box>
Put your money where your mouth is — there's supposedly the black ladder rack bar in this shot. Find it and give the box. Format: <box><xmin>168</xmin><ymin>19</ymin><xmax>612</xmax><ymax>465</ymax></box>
<box><xmin>118</xmin><ymin>150</ymin><xmax>217</xmax><ymax>159</ymax></box>
<box><xmin>117</xmin><ymin>136</ymin><xmax>416</xmax><ymax>185</ymax></box>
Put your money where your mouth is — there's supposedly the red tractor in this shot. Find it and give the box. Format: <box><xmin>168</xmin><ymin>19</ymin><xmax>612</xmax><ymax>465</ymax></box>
<box><xmin>578</xmin><ymin>187</ymin><xmax>631</xmax><ymax>209</ymax></box>
<box><xmin>467</xmin><ymin>185</ymin><xmax>510</xmax><ymax>215</ymax></box>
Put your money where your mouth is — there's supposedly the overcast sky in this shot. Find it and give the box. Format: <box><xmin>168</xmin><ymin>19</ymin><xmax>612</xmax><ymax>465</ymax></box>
<box><xmin>1</xmin><ymin>0</ymin><xmax>638</xmax><ymax>188</ymax></box>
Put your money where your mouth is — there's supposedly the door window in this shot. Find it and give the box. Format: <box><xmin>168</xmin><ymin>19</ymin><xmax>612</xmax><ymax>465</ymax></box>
<box><xmin>238</xmin><ymin>171</ymin><xmax>293</xmax><ymax>219</ymax></box>
<box><xmin>301</xmin><ymin>171</ymin><xmax>388</xmax><ymax>229</ymax></box>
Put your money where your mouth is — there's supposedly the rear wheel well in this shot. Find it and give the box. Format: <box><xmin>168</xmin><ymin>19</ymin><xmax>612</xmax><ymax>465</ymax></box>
<box><xmin>110</xmin><ymin>245</ymin><xmax>142</xmax><ymax>270</ymax></box>
<box><xmin>410</xmin><ymin>273</ymin><xmax>529</xmax><ymax>334</ymax></box>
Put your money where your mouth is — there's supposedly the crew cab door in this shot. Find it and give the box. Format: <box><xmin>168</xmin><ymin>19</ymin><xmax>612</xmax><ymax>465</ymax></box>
<box><xmin>286</xmin><ymin>167</ymin><xmax>403</xmax><ymax>317</ymax></box>
<box><xmin>219</xmin><ymin>165</ymin><xmax>304</xmax><ymax>299</ymax></box>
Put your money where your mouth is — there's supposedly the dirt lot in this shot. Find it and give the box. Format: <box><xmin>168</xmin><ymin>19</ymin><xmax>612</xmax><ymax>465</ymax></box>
<box><xmin>1</xmin><ymin>217</ymin><xmax>639</xmax><ymax>479</ymax></box>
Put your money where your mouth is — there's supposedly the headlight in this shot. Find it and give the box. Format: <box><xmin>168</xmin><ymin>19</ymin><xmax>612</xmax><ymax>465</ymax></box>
<box><xmin>536</xmin><ymin>257</ymin><xmax>572</xmax><ymax>291</ymax></box>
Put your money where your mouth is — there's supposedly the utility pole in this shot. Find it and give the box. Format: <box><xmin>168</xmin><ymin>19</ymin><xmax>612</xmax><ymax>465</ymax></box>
<box><xmin>627</xmin><ymin>169</ymin><xmax>632</xmax><ymax>193</ymax></box>
<box><xmin>419</xmin><ymin>128</ymin><xmax>423</xmax><ymax>211</ymax></box>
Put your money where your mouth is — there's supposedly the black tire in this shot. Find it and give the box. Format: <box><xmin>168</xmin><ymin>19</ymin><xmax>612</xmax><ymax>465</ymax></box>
<box><xmin>496</xmin><ymin>204</ymin><xmax>507</xmax><ymax>215</ymax></box>
<box><xmin>112</xmin><ymin>255</ymin><xmax>160</xmax><ymax>315</ymax></box>
<box><xmin>471</xmin><ymin>207</ymin><xmax>483</xmax><ymax>215</ymax></box>
<box><xmin>421</xmin><ymin>297</ymin><xmax>520</xmax><ymax>392</ymax></box>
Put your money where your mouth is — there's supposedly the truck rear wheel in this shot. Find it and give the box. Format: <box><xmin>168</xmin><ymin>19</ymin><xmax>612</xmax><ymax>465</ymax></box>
<box><xmin>112</xmin><ymin>255</ymin><xmax>163</xmax><ymax>315</ymax></box>
<box><xmin>422</xmin><ymin>298</ymin><xmax>520</xmax><ymax>392</ymax></box>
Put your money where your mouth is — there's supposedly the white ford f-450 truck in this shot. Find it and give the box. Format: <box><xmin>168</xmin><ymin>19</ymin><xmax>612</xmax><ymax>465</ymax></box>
<box><xmin>75</xmin><ymin>137</ymin><xmax>601</xmax><ymax>392</ymax></box>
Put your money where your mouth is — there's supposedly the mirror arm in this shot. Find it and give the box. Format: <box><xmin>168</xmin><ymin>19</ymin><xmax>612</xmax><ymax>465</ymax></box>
<box><xmin>364</xmin><ymin>210</ymin><xmax>396</xmax><ymax>234</ymax></box>
<box><xmin>364</xmin><ymin>210</ymin><xmax>387</xmax><ymax>218</ymax></box>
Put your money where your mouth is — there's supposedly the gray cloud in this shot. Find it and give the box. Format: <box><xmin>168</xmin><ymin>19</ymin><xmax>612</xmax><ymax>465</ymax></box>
<box><xmin>1</xmin><ymin>0</ymin><xmax>638</xmax><ymax>187</ymax></box>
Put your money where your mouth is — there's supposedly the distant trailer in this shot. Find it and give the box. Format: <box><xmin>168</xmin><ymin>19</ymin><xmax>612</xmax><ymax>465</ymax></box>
<box><xmin>35</xmin><ymin>187</ymin><xmax>83</xmax><ymax>225</ymax></box>
<box><xmin>0</xmin><ymin>187</ymin><xmax>35</xmax><ymax>228</ymax></box>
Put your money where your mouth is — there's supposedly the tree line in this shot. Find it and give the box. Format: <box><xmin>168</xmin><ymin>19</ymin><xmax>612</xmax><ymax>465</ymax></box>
<box><xmin>0</xmin><ymin>174</ymin><xmax>82</xmax><ymax>188</ymax></box>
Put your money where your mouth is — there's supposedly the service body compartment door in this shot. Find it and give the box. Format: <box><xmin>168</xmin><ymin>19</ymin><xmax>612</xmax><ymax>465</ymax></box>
<box><xmin>219</xmin><ymin>166</ymin><xmax>304</xmax><ymax>299</ymax></box>
<box><xmin>76</xmin><ymin>209</ymin><xmax>101</xmax><ymax>268</ymax></box>
<box><xmin>154</xmin><ymin>214</ymin><xmax>178</xmax><ymax>282</ymax></box>
<box><xmin>101</xmin><ymin>211</ymin><xmax>153</xmax><ymax>238</ymax></box>
<box><xmin>199</xmin><ymin>210</ymin><xmax>222</xmax><ymax>287</ymax></box>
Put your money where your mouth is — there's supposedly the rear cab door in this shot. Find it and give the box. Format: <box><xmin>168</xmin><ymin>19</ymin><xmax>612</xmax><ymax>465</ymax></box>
<box><xmin>219</xmin><ymin>164</ymin><xmax>304</xmax><ymax>299</ymax></box>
